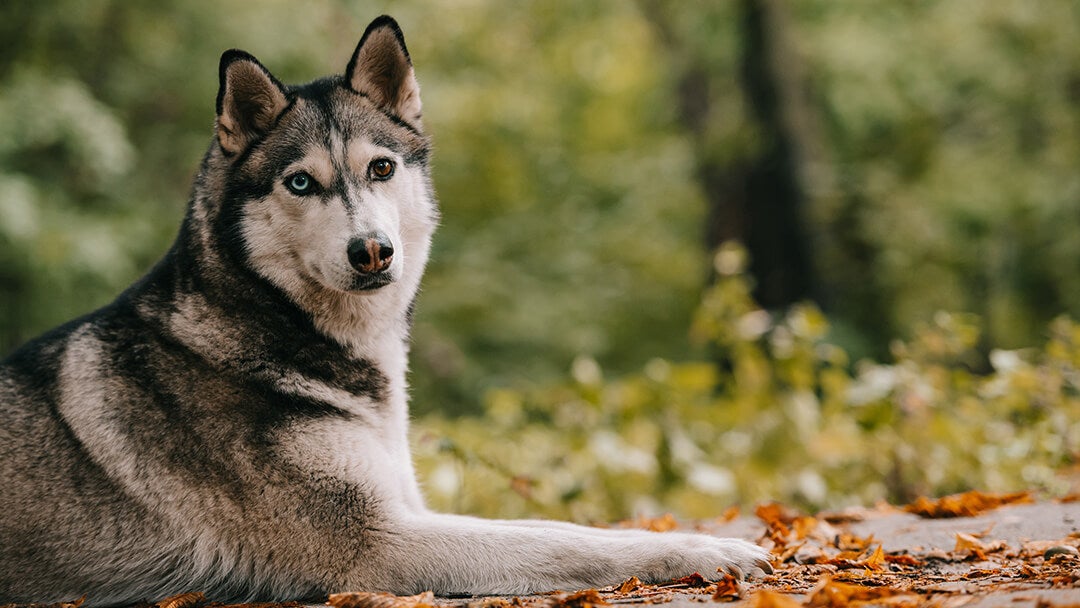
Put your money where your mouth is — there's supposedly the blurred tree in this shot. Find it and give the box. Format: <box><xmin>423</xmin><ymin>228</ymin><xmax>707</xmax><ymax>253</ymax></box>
<box><xmin>642</xmin><ymin>0</ymin><xmax>820</xmax><ymax>311</ymax></box>
<box><xmin>2</xmin><ymin>0</ymin><xmax>1079</xmax><ymax>416</ymax></box>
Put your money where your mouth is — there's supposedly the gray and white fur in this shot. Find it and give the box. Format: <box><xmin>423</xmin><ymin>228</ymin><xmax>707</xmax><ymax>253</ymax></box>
<box><xmin>0</xmin><ymin>16</ymin><xmax>772</xmax><ymax>605</ymax></box>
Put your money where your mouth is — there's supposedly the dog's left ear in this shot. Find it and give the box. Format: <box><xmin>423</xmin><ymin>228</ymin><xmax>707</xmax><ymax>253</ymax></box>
<box><xmin>346</xmin><ymin>16</ymin><xmax>422</xmax><ymax>124</ymax></box>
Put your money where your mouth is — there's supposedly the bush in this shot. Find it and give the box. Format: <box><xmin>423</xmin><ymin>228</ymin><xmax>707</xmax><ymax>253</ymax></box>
<box><xmin>413</xmin><ymin>242</ymin><xmax>1080</xmax><ymax>521</ymax></box>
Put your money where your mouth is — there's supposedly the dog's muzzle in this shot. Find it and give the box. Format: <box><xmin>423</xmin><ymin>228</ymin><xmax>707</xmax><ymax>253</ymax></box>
<box><xmin>347</xmin><ymin>232</ymin><xmax>395</xmax><ymax>290</ymax></box>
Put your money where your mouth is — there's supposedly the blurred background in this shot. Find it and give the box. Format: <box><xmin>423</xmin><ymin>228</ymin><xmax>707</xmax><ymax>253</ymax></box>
<box><xmin>2</xmin><ymin>1</ymin><xmax>1078</xmax><ymax>520</ymax></box>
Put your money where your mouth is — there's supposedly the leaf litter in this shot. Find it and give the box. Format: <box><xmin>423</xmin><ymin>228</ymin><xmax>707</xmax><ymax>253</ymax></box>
<box><xmin>4</xmin><ymin>493</ymin><xmax>1077</xmax><ymax>608</ymax></box>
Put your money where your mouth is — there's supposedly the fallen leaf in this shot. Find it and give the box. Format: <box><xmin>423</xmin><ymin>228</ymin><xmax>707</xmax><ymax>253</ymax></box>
<box><xmin>792</xmin><ymin>516</ymin><xmax>818</xmax><ymax>540</ymax></box>
<box><xmin>156</xmin><ymin>593</ymin><xmax>206</xmax><ymax>608</ymax></box>
<box><xmin>711</xmin><ymin>574</ymin><xmax>741</xmax><ymax>602</ymax></box>
<box><xmin>883</xmin><ymin>554</ymin><xmax>922</xmax><ymax>567</ymax></box>
<box><xmin>862</xmin><ymin>546</ymin><xmax>886</xmax><ymax>571</ymax></box>
<box><xmin>954</xmin><ymin>533</ymin><xmax>988</xmax><ymax>560</ymax></box>
<box><xmin>805</xmin><ymin>577</ymin><xmax>910</xmax><ymax>607</ymax></box>
<box><xmin>327</xmin><ymin>591</ymin><xmax>435</xmax><ymax>608</ymax></box>
<box><xmin>615</xmin><ymin>577</ymin><xmax>641</xmax><ymax>594</ymax></box>
<box><xmin>547</xmin><ymin>589</ymin><xmax>606</xmax><ymax>608</ymax></box>
<box><xmin>755</xmin><ymin>503</ymin><xmax>801</xmax><ymax>527</ymax></box>
<box><xmin>719</xmin><ymin>505</ymin><xmax>741</xmax><ymax>523</ymax></box>
<box><xmin>834</xmin><ymin>533</ymin><xmax>874</xmax><ymax>552</ymax></box>
<box><xmin>749</xmin><ymin>590</ymin><xmax>802</xmax><ymax>608</ymax></box>
<box><xmin>622</xmin><ymin>513</ymin><xmax>679</xmax><ymax>532</ymax></box>
<box><xmin>903</xmin><ymin>491</ymin><xmax>1032</xmax><ymax>519</ymax></box>
<box><xmin>663</xmin><ymin>573</ymin><xmax>710</xmax><ymax>588</ymax></box>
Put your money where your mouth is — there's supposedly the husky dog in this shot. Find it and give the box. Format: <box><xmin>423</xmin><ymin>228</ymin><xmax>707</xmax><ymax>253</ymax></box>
<box><xmin>0</xmin><ymin>16</ymin><xmax>771</xmax><ymax>605</ymax></box>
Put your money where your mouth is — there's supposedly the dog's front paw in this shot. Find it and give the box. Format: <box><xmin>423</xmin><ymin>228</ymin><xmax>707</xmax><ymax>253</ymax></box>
<box><xmin>698</xmin><ymin>536</ymin><xmax>774</xmax><ymax>580</ymax></box>
<box><xmin>647</xmin><ymin>534</ymin><xmax>773</xmax><ymax>582</ymax></box>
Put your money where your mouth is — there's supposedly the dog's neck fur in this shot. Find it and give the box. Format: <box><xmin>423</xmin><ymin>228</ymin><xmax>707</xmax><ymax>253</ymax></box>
<box><xmin>158</xmin><ymin>169</ymin><xmax>420</xmax><ymax>377</ymax></box>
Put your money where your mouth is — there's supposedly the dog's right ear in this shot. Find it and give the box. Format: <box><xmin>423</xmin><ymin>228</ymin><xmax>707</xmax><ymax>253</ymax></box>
<box><xmin>216</xmin><ymin>50</ymin><xmax>288</xmax><ymax>155</ymax></box>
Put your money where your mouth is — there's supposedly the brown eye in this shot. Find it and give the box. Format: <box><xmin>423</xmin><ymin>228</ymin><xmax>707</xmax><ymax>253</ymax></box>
<box><xmin>369</xmin><ymin>158</ymin><xmax>395</xmax><ymax>181</ymax></box>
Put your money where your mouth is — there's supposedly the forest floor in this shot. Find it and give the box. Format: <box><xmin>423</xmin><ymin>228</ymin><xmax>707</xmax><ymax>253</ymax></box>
<box><xmin>15</xmin><ymin>493</ymin><xmax>1079</xmax><ymax>608</ymax></box>
<box><xmin>323</xmin><ymin>492</ymin><xmax>1080</xmax><ymax>608</ymax></box>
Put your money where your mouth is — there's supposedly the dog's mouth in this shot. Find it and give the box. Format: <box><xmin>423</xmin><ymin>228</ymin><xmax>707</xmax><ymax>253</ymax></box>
<box><xmin>348</xmin><ymin>272</ymin><xmax>395</xmax><ymax>292</ymax></box>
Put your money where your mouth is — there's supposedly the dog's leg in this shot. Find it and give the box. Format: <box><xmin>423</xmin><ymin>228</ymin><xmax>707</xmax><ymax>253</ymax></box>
<box><xmin>357</xmin><ymin>512</ymin><xmax>771</xmax><ymax>596</ymax></box>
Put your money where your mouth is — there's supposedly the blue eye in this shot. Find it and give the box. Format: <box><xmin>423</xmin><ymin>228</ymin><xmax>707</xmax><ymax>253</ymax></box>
<box><xmin>285</xmin><ymin>172</ymin><xmax>315</xmax><ymax>195</ymax></box>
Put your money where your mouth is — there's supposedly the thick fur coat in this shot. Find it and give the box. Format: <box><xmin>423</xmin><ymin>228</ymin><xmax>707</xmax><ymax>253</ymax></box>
<box><xmin>0</xmin><ymin>16</ymin><xmax>771</xmax><ymax>605</ymax></box>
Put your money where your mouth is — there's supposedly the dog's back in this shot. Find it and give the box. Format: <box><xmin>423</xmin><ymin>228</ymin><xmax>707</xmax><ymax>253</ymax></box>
<box><xmin>0</xmin><ymin>299</ymin><xmax>177</xmax><ymax>600</ymax></box>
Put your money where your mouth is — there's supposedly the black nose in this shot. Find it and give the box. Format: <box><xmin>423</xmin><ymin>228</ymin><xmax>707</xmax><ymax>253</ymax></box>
<box><xmin>348</xmin><ymin>232</ymin><xmax>394</xmax><ymax>274</ymax></box>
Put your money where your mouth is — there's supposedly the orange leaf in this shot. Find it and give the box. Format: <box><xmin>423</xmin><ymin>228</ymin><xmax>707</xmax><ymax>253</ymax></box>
<box><xmin>903</xmin><ymin>490</ymin><xmax>1032</xmax><ymax>518</ymax></box>
<box><xmin>616</xmin><ymin>577</ymin><xmax>641</xmax><ymax>594</ymax></box>
<box><xmin>954</xmin><ymin>532</ymin><xmax>988</xmax><ymax>560</ymax></box>
<box><xmin>835</xmin><ymin>533</ymin><xmax>875</xmax><ymax>552</ymax></box>
<box><xmin>755</xmin><ymin>503</ymin><xmax>799</xmax><ymax>527</ymax></box>
<box><xmin>156</xmin><ymin>592</ymin><xmax>206</xmax><ymax>608</ymax></box>
<box><xmin>883</xmin><ymin>554</ymin><xmax>922</xmax><ymax>567</ymax></box>
<box><xmin>666</xmin><ymin>572</ymin><xmax>710</xmax><ymax>588</ymax></box>
<box><xmin>749</xmin><ymin>590</ymin><xmax>802</xmax><ymax>608</ymax></box>
<box><xmin>551</xmin><ymin>589</ymin><xmax>607</xmax><ymax>608</ymax></box>
<box><xmin>862</xmin><ymin>545</ymin><xmax>886</xmax><ymax>571</ymax></box>
<box><xmin>633</xmin><ymin>513</ymin><xmax>679</xmax><ymax>532</ymax></box>
<box><xmin>792</xmin><ymin>516</ymin><xmax>818</xmax><ymax>540</ymax></box>
<box><xmin>805</xmin><ymin>577</ymin><xmax>908</xmax><ymax>608</ymax></box>
<box><xmin>712</xmin><ymin>573</ymin><xmax>742</xmax><ymax>602</ymax></box>
<box><xmin>327</xmin><ymin>591</ymin><xmax>435</xmax><ymax>608</ymax></box>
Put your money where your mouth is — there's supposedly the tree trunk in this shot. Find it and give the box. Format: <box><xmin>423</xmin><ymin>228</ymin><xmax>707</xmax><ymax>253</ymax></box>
<box><xmin>642</xmin><ymin>0</ymin><xmax>820</xmax><ymax>310</ymax></box>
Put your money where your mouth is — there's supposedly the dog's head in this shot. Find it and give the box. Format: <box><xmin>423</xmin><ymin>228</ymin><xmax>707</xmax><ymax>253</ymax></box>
<box><xmin>198</xmin><ymin>16</ymin><xmax>436</xmax><ymax>321</ymax></box>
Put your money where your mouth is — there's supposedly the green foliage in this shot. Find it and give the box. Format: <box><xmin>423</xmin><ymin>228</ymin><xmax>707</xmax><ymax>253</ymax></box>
<box><xmin>414</xmin><ymin>243</ymin><xmax>1080</xmax><ymax>521</ymax></box>
<box><xmin>2</xmin><ymin>2</ymin><xmax>1079</xmax><ymax>515</ymax></box>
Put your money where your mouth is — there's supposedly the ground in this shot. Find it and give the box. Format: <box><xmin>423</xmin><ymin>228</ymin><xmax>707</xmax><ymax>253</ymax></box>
<box><xmin>327</xmin><ymin>493</ymin><xmax>1080</xmax><ymax>608</ymax></box>
<box><xmin>7</xmin><ymin>493</ymin><xmax>1079</xmax><ymax>608</ymax></box>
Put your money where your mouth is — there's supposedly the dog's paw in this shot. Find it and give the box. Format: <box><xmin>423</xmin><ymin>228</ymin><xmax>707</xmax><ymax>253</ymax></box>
<box><xmin>699</xmin><ymin>536</ymin><xmax>774</xmax><ymax>580</ymax></box>
<box><xmin>648</xmin><ymin>534</ymin><xmax>774</xmax><ymax>582</ymax></box>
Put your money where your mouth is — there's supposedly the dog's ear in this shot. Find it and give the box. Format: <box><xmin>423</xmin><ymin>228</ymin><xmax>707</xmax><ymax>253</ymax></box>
<box><xmin>346</xmin><ymin>16</ymin><xmax>422</xmax><ymax>124</ymax></box>
<box><xmin>216</xmin><ymin>50</ymin><xmax>289</xmax><ymax>155</ymax></box>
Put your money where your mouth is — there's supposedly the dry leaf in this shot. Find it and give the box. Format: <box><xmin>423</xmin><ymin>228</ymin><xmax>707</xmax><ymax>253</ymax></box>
<box><xmin>903</xmin><ymin>491</ymin><xmax>1032</xmax><ymax>519</ymax></box>
<box><xmin>862</xmin><ymin>545</ymin><xmax>886</xmax><ymax>571</ymax></box>
<box><xmin>616</xmin><ymin>577</ymin><xmax>641</xmax><ymax>594</ymax></box>
<box><xmin>547</xmin><ymin>589</ymin><xmax>606</xmax><ymax>608</ymax></box>
<box><xmin>805</xmin><ymin>577</ymin><xmax>909</xmax><ymax>607</ymax></box>
<box><xmin>209</xmin><ymin>603</ymin><xmax>304</xmax><ymax>608</ymax></box>
<box><xmin>664</xmin><ymin>572</ymin><xmax>710</xmax><ymax>588</ymax></box>
<box><xmin>749</xmin><ymin>590</ymin><xmax>802</xmax><ymax>608</ymax></box>
<box><xmin>792</xmin><ymin>516</ymin><xmax>818</xmax><ymax>540</ymax></box>
<box><xmin>719</xmin><ymin>505</ymin><xmax>741</xmax><ymax>523</ymax></box>
<box><xmin>621</xmin><ymin>513</ymin><xmax>679</xmax><ymax>532</ymax></box>
<box><xmin>755</xmin><ymin>503</ymin><xmax>801</xmax><ymax>527</ymax></box>
<box><xmin>327</xmin><ymin>591</ymin><xmax>435</xmax><ymax>608</ymax></box>
<box><xmin>883</xmin><ymin>554</ymin><xmax>922</xmax><ymax>567</ymax></box>
<box><xmin>835</xmin><ymin>533</ymin><xmax>875</xmax><ymax>552</ymax></box>
<box><xmin>711</xmin><ymin>573</ymin><xmax>742</xmax><ymax>601</ymax></box>
<box><xmin>954</xmin><ymin>533</ymin><xmax>988</xmax><ymax>560</ymax></box>
<box><xmin>156</xmin><ymin>592</ymin><xmax>206</xmax><ymax>608</ymax></box>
